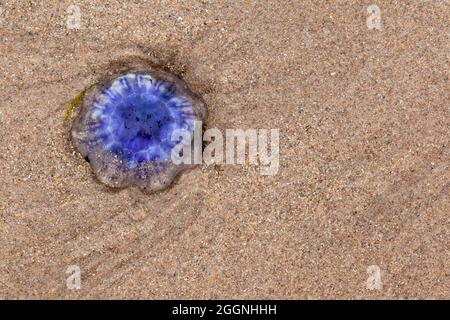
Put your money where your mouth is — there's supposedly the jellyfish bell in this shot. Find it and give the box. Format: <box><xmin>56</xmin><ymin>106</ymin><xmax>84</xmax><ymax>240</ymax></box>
<box><xmin>71</xmin><ymin>64</ymin><xmax>206</xmax><ymax>192</ymax></box>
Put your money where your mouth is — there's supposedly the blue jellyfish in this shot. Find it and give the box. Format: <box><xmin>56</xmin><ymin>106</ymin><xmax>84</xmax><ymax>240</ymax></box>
<box><xmin>71</xmin><ymin>66</ymin><xmax>205</xmax><ymax>192</ymax></box>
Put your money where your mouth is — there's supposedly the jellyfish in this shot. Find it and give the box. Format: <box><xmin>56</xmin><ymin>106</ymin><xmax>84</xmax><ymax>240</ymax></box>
<box><xmin>71</xmin><ymin>65</ymin><xmax>205</xmax><ymax>192</ymax></box>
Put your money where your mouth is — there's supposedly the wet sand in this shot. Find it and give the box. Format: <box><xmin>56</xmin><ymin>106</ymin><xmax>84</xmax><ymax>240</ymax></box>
<box><xmin>0</xmin><ymin>1</ymin><xmax>448</xmax><ymax>299</ymax></box>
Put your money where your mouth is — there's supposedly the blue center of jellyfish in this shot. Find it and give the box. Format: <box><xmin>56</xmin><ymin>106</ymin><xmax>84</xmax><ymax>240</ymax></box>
<box><xmin>91</xmin><ymin>74</ymin><xmax>193</xmax><ymax>164</ymax></box>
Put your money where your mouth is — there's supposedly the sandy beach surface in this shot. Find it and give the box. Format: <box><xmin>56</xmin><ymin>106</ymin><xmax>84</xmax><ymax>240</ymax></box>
<box><xmin>0</xmin><ymin>1</ymin><xmax>448</xmax><ymax>299</ymax></box>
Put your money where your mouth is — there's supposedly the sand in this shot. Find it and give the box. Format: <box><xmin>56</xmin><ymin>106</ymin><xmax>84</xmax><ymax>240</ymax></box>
<box><xmin>0</xmin><ymin>0</ymin><xmax>448</xmax><ymax>299</ymax></box>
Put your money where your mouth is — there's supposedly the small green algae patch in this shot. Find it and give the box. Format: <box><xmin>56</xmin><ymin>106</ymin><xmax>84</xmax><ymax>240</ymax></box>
<box><xmin>64</xmin><ymin>90</ymin><xmax>85</xmax><ymax>124</ymax></box>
